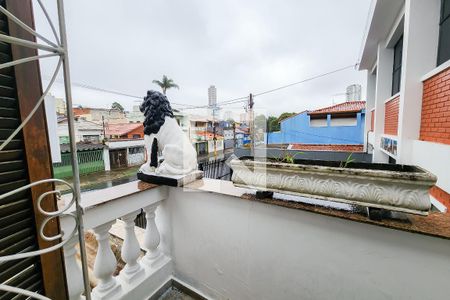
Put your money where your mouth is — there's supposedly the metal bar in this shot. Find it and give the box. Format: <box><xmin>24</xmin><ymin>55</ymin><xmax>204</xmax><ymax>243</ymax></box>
<box><xmin>0</xmin><ymin>284</ymin><xmax>50</xmax><ymax>300</ymax></box>
<box><xmin>0</xmin><ymin>5</ymin><xmax>59</xmax><ymax>48</ymax></box>
<box><xmin>0</xmin><ymin>58</ymin><xmax>62</xmax><ymax>152</ymax></box>
<box><xmin>0</xmin><ymin>33</ymin><xmax>62</xmax><ymax>53</ymax></box>
<box><xmin>37</xmin><ymin>0</ymin><xmax>61</xmax><ymax>45</ymax></box>
<box><xmin>0</xmin><ymin>53</ymin><xmax>59</xmax><ymax>70</ymax></box>
<box><xmin>56</xmin><ymin>1</ymin><xmax>92</xmax><ymax>299</ymax></box>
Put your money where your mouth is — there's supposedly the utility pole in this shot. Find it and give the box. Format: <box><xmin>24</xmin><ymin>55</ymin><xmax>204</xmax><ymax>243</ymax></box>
<box><xmin>232</xmin><ymin>122</ymin><xmax>236</xmax><ymax>149</ymax></box>
<box><xmin>249</xmin><ymin>93</ymin><xmax>255</xmax><ymax>157</ymax></box>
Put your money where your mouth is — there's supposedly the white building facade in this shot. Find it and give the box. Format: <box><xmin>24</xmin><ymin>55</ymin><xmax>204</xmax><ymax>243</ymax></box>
<box><xmin>359</xmin><ymin>0</ymin><xmax>450</xmax><ymax>210</ymax></box>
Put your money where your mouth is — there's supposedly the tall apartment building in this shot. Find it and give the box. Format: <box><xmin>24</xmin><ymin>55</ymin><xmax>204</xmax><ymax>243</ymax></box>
<box><xmin>359</xmin><ymin>0</ymin><xmax>450</xmax><ymax>210</ymax></box>
<box><xmin>208</xmin><ymin>85</ymin><xmax>217</xmax><ymax>107</ymax></box>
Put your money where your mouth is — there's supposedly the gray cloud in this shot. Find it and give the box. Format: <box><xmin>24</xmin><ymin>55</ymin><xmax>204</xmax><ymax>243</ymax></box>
<box><xmin>34</xmin><ymin>0</ymin><xmax>371</xmax><ymax>116</ymax></box>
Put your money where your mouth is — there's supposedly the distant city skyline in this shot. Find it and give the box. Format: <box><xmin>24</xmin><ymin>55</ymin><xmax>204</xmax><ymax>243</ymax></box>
<box><xmin>208</xmin><ymin>85</ymin><xmax>217</xmax><ymax>107</ymax></box>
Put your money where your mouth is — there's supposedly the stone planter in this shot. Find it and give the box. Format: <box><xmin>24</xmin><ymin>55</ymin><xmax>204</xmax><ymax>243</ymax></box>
<box><xmin>230</xmin><ymin>157</ymin><xmax>437</xmax><ymax>215</ymax></box>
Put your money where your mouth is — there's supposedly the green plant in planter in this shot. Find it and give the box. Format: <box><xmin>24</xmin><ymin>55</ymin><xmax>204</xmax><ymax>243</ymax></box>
<box><xmin>272</xmin><ymin>151</ymin><xmax>304</xmax><ymax>164</ymax></box>
<box><xmin>340</xmin><ymin>153</ymin><xmax>355</xmax><ymax>168</ymax></box>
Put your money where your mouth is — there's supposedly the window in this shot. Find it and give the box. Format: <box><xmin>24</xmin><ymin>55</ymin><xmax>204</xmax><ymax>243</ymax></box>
<box><xmin>392</xmin><ymin>36</ymin><xmax>403</xmax><ymax>95</ymax></box>
<box><xmin>438</xmin><ymin>0</ymin><xmax>450</xmax><ymax>65</ymax></box>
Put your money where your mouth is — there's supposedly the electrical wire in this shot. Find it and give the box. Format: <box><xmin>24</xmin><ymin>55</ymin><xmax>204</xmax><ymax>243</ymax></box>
<box><xmin>42</xmin><ymin>76</ymin><xmax>197</xmax><ymax>108</ymax></box>
<box><xmin>253</xmin><ymin>64</ymin><xmax>357</xmax><ymax>97</ymax></box>
<box><xmin>180</xmin><ymin>63</ymin><xmax>357</xmax><ymax>111</ymax></box>
<box><xmin>45</xmin><ymin>63</ymin><xmax>357</xmax><ymax>111</ymax></box>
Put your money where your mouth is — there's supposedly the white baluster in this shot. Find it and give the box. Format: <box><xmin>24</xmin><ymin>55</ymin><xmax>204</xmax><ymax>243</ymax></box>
<box><xmin>119</xmin><ymin>211</ymin><xmax>144</xmax><ymax>283</ymax></box>
<box><xmin>92</xmin><ymin>221</ymin><xmax>121</xmax><ymax>299</ymax></box>
<box><xmin>142</xmin><ymin>202</ymin><xmax>163</xmax><ymax>267</ymax></box>
<box><xmin>63</xmin><ymin>234</ymin><xmax>85</xmax><ymax>300</ymax></box>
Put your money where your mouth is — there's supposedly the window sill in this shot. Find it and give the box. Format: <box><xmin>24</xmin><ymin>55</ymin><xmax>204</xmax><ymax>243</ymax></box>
<box><xmin>421</xmin><ymin>60</ymin><xmax>450</xmax><ymax>82</ymax></box>
<box><xmin>184</xmin><ymin>178</ymin><xmax>450</xmax><ymax>240</ymax></box>
<box><xmin>384</xmin><ymin>93</ymin><xmax>400</xmax><ymax>103</ymax></box>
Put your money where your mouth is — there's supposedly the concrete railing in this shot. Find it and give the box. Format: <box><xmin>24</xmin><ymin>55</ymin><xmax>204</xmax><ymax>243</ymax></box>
<box><xmin>61</xmin><ymin>184</ymin><xmax>171</xmax><ymax>300</ymax></box>
<box><xmin>60</xmin><ymin>178</ymin><xmax>450</xmax><ymax>300</ymax></box>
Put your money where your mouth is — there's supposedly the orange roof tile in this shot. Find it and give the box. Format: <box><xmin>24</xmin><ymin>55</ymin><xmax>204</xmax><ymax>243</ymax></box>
<box><xmin>106</xmin><ymin>123</ymin><xmax>143</xmax><ymax>136</ymax></box>
<box><xmin>308</xmin><ymin>101</ymin><xmax>366</xmax><ymax>115</ymax></box>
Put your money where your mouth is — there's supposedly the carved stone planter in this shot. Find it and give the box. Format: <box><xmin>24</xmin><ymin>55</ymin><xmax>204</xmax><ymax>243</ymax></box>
<box><xmin>230</xmin><ymin>157</ymin><xmax>437</xmax><ymax>215</ymax></box>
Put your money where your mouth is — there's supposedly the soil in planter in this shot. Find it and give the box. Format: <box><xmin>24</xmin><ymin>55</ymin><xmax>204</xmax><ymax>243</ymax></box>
<box><xmin>239</xmin><ymin>156</ymin><xmax>423</xmax><ymax>173</ymax></box>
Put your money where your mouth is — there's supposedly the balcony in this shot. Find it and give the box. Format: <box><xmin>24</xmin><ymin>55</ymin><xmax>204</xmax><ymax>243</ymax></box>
<box><xmin>59</xmin><ymin>178</ymin><xmax>450</xmax><ymax>300</ymax></box>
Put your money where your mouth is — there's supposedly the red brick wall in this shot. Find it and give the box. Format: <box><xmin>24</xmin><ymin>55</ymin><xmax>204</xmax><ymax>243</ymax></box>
<box><xmin>430</xmin><ymin>186</ymin><xmax>450</xmax><ymax>212</ymax></box>
<box><xmin>384</xmin><ymin>96</ymin><xmax>399</xmax><ymax>135</ymax></box>
<box><xmin>370</xmin><ymin>109</ymin><xmax>375</xmax><ymax>131</ymax></box>
<box><xmin>290</xmin><ymin>144</ymin><xmax>363</xmax><ymax>152</ymax></box>
<box><xmin>420</xmin><ymin>67</ymin><xmax>450</xmax><ymax>145</ymax></box>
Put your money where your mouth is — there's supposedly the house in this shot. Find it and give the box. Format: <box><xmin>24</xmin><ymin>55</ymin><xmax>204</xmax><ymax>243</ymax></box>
<box><xmin>57</xmin><ymin>116</ymin><xmax>104</xmax><ymax>144</ymax></box>
<box><xmin>267</xmin><ymin>101</ymin><xmax>366</xmax><ymax>150</ymax></box>
<box><xmin>126</xmin><ymin>104</ymin><xmax>144</xmax><ymax>123</ymax></box>
<box><xmin>105</xmin><ymin>123</ymin><xmax>145</xmax><ymax>169</ymax></box>
<box><xmin>105</xmin><ymin>123</ymin><xmax>144</xmax><ymax>140</ymax></box>
<box><xmin>73</xmin><ymin>106</ymin><xmax>127</xmax><ymax>124</ymax></box>
<box><xmin>359</xmin><ymin>0</ymin><xmax>450</xmax><ymax>210</ymax></box>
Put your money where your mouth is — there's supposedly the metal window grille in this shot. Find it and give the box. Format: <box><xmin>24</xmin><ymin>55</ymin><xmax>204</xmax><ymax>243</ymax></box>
<box><xmin>391</xmin><ymin>36</ymin><xmax>403</xmax><ymax>96</ymax></box>
<box><xmin>438</xmin><ymin>0</ymin><xmax>450</xmax><ymax>66</ymax></box>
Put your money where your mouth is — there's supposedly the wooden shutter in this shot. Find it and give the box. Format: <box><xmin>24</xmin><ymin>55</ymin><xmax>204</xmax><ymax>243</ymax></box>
<box><xmin>0</xmin><ymin>0</ymin><xmax>68</xmax><ymax>299</ymax></box>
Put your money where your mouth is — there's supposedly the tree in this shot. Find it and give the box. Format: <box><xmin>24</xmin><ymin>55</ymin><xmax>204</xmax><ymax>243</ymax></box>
<box><xmin>111</xmin><ymin>101</ymin><xmax>124</xmax><ymax>112</ymax></box>
<box><xmin>277</xmin><ymin>112</ymin><xmax>297</xmax><ymax>123</ymax></box>
<box><xmin>267</xmin><ymin>116</ymin><xmax>280</xmax><ymax>132</ymax></box>
<box><xmin>152</xmin><ymin>75</ymin><xmax>180</xmax><ymax>94</ymax></box>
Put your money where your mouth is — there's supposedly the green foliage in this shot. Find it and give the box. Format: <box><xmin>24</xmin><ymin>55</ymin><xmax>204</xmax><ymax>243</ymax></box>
<box><xmin>267</xmin><ymin>116</ymin><xmax>280</xmax><ymax>132</ymax></box>
<box><xmin>277</xmin><ymin>112</ymin><xmax>297</xmax><ymax>123</ymax></box>
<box><xmin>152</xmin><ymin>75</ymin><xmax>180</xmax><ymax>94</ymax></box>
<box><xmin>111</xmin><ymin>101</ymin><xmax>124</xmax><ymax>112</ymax></box>
<box><xmin>339</xmin><ymin>153</ymin><xmax>355</xmax><ymax>168</ymax></box>
<box><xmin>272</xmin><ymin>150</ymin><xmax>304</xmax><ymax>164</ymax></box>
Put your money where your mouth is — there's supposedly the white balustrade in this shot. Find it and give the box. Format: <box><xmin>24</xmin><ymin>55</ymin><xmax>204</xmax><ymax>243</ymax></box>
<box><xmin>63</xmin><ymin>234</ymin><xmax>85</xmax><ymax>300</ymax></box>
<box><xmin>61</xmin><ymin>184</ymin><xmax>169</xmax><ymax>300</ymax></box>
<box><xmin>119</xmin><ymin>211</ymin><xmax>144</xmax><ymax>283</ymax></box>
<box><xmin>143</xmin><ymin>202</ymin><xmax>162</xmax><ymax>267</ymax></box>
<box><xmin>92</xmin><ymin>221</ymin><xmax>121</xmax><ymax>299</ymax></box>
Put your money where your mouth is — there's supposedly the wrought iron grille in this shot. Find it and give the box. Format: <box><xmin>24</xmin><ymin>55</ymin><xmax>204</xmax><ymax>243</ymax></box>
<box><xmin>0</xmin><ymin>1</ymin><xmax>91</xmax><ymax>299</ymax></box>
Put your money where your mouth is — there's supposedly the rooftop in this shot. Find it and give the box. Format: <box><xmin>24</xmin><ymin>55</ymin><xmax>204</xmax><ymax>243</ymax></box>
<box><xmin>105</xmin><ymin>123</ymin><xmax>143</xmax><ymax>136</ymax></box>
<box><xmin>308</xmin><ymin>100</ymin><xmax>366</xmax><ymax>115</ymax></box>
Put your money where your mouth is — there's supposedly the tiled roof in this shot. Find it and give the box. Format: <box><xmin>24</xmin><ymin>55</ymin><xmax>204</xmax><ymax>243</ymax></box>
<box><xmin>106</xmin><ymin>123</ymin><xmax>143</xmax><ymax>136</ymax></box>
<box><xmin>60</xmin><ymin>143</ymin><xmax>104</xmax><ymax>153</ymax></box>
<box><xmin>290</xmin><ymin>144</ymin><xmax>364</xmax><ymax>152</ymax></box>
<box><xmin>308</xmin><ymin>101</ymin><xmax>366</xmax><ymax>115</ymax></box>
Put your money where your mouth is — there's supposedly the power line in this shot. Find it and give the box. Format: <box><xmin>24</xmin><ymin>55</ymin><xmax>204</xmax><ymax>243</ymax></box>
<box><xmin>253</xmin><ymin>64</ymin><xmax>357</xmax><ymax>97</ymax></box>
<box><xmin>43</xmin><ymin>76</ymin><xmax>196</xmax><ymax>108</ymax></box>
<box><xmin>179</xmin><ymin>64</ymin><xmax>357</xmax><ymax>111</ymax></box>
<box><xmin>45</xmin><ymin>63</ymin><xmax>357</xmax><ymax>111</ymax></box>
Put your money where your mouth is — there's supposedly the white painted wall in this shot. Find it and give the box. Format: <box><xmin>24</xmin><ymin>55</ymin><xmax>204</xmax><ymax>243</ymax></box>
<box><xmin>165</xmin><ymin>187</ymin><xmax>450</xmax><ymax>300</ymax></box>
<box><xmin>329</xmin><ymin>117</ymin><xmax>357</xmax><ymax>127</ymax></box>
<box><xmin>397</xmin><ymin>0</ymin><xmax>441</xmax><ymax>163</ymax></box>
<box><xmin>44</xmin><ymin>95</ymin><xmax>61</xmax><ymax>163</ymax></box>
<box><xmin>373</xmin><ymin>44</ymin><xmax>394</xmax><ymax>163</ymax></box>
<box><xmin>309</xmin><ymin>118</ymin><xmax>327</xmax><ymax>127</ymax></box>
<box><xmin>411</xmin><ymin>140</ymin><xmax>450</xmax><ymax>192</ymax></box>
<box><xmin>108</xmin><ymin>139</ymin><xmax>145</xmax><ymax>149</ymax></box>
<box><xmin>364</xmin><ymin>71</ymin><xmax>377</xmax><ymax>151</ymax></box>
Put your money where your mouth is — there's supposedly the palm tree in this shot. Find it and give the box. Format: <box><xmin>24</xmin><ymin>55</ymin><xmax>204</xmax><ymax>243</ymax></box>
<box><xmin>152</xmin><ymin>75</ymin><xmax>180</xmax><ymax>94</ymax></box>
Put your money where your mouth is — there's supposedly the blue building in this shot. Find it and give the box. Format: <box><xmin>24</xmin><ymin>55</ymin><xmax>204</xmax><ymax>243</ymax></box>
<box><xmin>267</xmin><ymin>101</ymin><xmax>366</xmax><ymax>145</ymax></box>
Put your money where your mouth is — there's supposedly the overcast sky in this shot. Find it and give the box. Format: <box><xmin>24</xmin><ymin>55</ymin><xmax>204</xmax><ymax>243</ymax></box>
<box><xmin>35</xmin><ymin>0</ymin><xmax>371</xmax><ymax>117</ymax></box>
